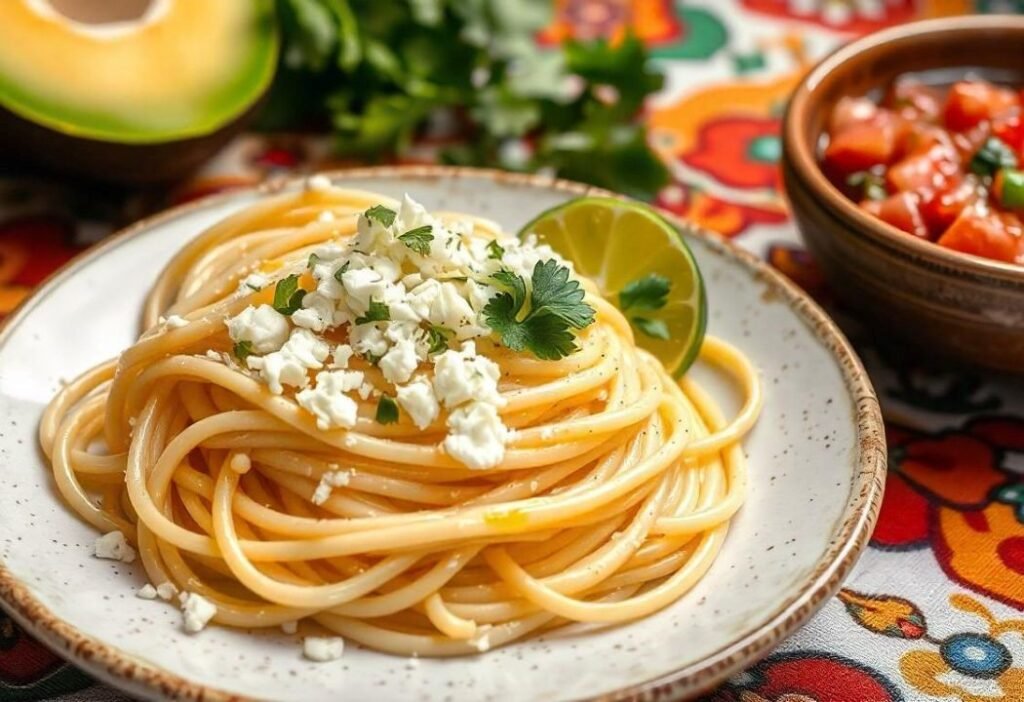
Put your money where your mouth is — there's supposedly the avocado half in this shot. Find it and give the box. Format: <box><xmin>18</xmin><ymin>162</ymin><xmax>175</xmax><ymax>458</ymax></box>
<box><xmin>0</xmin><ymin>0</ymin><xmax>279</xmax><ymax>183</ymax></box>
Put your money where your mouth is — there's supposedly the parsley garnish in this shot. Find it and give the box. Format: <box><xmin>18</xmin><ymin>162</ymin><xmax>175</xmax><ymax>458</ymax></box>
<box><xmin>376</xmin><ymin>394</ymin><xmax>399</xmax><ymax>424</ymax></box>
<box><xmin>632</xmin><ymin>317</ymin><xmax>670</xmax><ymax>340</ymax></box>
<box><xmin>619</xmin><ymin>273</ymin><xmax>673</xmax><ymax>341</ymax></box>
<box><xmin>483</xmin><ymin>260</ymin><xmax>595</xmax><ymax>360</ymax></box>
<box><xmin>355</xmin><ymin>300</ymin><xmax>390</xmax><ymax>325</ymax></box>
<box><xmin>620</xmin><ymin>274</ymin><xmax>670</xmax><ymax>312</ymax></box>
<box><xmin>486</xmin><ymin>239</ymin><xmax>505</xmax><ymax>260</ymax></box>
<box><xmin>233</xmin><ymin>340</ymin><xmax>253</xmax><ymax>361</ymax></box>
<box><xmin>398</xmin><ymin>225</ymin><xmax>434</xmax><ymax>255</ymax></box>
<box><xmin>365</xmin><ymin>205</ymin><xmax>397</xmax><ymax>227</ymax></box>
<box><xmin>272</xmin><ymin>274</ymin><xmax>307</xmax><ymax>315</ymax></box>
<box><xmin>425</xmin><ymin>325</ymin><xmax>453</xmax><ymax>355</ymax></box>
<box><xmin>307</xmin><ymin>253</ymin><xmax>320</xmax><ymax>269</ymax></box>
<box><xmin>333</xmin><ymin>260</ymin><xmax>350</xmax><ymax>284</ymax></box>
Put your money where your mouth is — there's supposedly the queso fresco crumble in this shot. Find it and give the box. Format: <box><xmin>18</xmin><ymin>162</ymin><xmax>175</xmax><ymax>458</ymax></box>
<box><xmin>222</xmin><ymin>190</ymin><xmax>594</xmax><ymax>471</ymax></box>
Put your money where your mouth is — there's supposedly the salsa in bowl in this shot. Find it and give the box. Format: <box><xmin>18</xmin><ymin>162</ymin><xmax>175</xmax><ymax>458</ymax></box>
<box><xmin>782</xmin><ymin>16</ymin><xmax>1024</xmax><ymax>372</ymax></box>
<box><xmin>823</xmin><ymin>77</ymin><xmax>1024</xmax><ymax>264</ymax></box>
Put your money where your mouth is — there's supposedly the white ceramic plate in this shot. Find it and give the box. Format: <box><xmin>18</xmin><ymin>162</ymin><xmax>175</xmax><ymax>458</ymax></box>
<box><xmin>0</xmin><ymin>167</ymin><xmax>884</xmax><ymax>702</ymax></box>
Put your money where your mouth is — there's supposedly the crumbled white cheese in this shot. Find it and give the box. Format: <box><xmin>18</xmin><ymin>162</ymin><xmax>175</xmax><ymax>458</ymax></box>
<box><xmin>432</xmin><ymin>342</ymin><xmax>503</xmax><ymax>408</ymax></box>
<box><xmin>379</xmin><ymin>338</ymin><xmax>420</xmax><ymax>385</ymax></box>
<box><xmin>341</xmin><ymin>267</ymin><xmax>390</xmax><ymax>314</ymax></box>
<box><xmin>165</xmin><ymin>314</ymin><xmax>188</xmax><ymax>328</ymax></box>
<box><xmin>180</xmin><ymin>592</ymin><xmax>217</xmax><ymax>633</ymax></box>
<box><xmin>357</xmin><ymin>382</ymin><xmax>375</xmax><ymax>400</ymax></box>
<box><xmin>94</xmin><ymin>531</ymin><xmax>136</xmax><ymax>563</ymax></box>
<box><xmin>396</xmin><ymin>378</ymin><xmax>440</xmax><ymax>429</ymax></box>
<box><xmin>156</xmin><ymin>582</ymin><xmax>178</xmax><ymax>601</ymax></box>
<box><xmin>430</xmin><ymin>282</ymin><xmax>487</xmax><ymax>340</ymax></box>
<box><xmin>296</xmin><ymin>370</ymin><xmax>364</xmax><ymax>430</ymax></box>
<box><xmin>444</xmin><ymin>402</ymin><xmax>509</xmax><ymax>470</ymax></box>
<box><xmin>239</xmin><ymin>272</ymin><xmax>270</xmax><ymax>293</ymax></box>
<box><xmin>247</xmin><ymin>329</ymin><xmax>329</xmax><ymax>394</ymax></box>
<box><xmin>303</xmin><ymin>636</ymin><xmax>345</xmax><ymax>661</ymax></box>
<box><xmin>136</xmin><ymin>584</ymin><xmax>158</xmax><ymax>600</ymax></box>
<box><xmin>471</xmin><ymin>625</ymin><xmax>493</xmax><ymax>652</ymax></box>
<box><xmin>349</xmin><ymin>323</ymin><xmax>388</xmax><ymax>359</ymax></box>
<box><xmin>307</xmin><ymin>174</ymin><xmax>332</xmax><ymax>192</ymax></box>
<box><xmin>292</xmin><ymin>292</ymin><xmax>338</xmax><ymax>332</ymax></box>
<box><xmin>281</xmin><ymin>620</ymin><xmax>299</xmax><ymax>635</ymax></box>
<box><xmin>227</xmin><ymin>304</ymin><xmax>290</xmax><ymax>354</ymax></box>
<box><xmin>311</xmin><ymin>470</ymin><xmax>352</xmax><ymax>505</ymax></box>
<box><xmin>331</xmin><ymin>344</ymin><xmax>354</xmax><ymax>369</ymax></box>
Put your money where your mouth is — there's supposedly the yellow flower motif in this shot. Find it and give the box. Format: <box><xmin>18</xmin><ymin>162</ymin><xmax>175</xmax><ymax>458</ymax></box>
<box><xmin>900</xmin><ymin>595</ymin><xmax>1024</xmax><ymax>702</ymax></box>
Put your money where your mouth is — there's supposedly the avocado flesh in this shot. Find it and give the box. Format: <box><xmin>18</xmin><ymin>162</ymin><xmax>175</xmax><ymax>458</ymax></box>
<box><xmin>0</xmin><ymin>0</ymin><xmax>278</xmax><ymax>144</ymax></box>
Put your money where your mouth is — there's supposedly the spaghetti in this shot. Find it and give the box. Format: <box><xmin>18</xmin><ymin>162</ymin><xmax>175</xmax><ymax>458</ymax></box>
<box><xmin>39</xmin><ymin>183</ymin><xmax>761</xmax><ymax>656</ymax></box>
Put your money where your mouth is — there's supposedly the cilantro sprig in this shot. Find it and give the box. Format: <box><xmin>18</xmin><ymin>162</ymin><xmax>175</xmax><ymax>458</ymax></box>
<box><xmin>620</xmin><ymin>273</ymin><xmax>672</xmax><ymax>341</ymax></box>
<box><xmin>261</xmin><ymin>4</ymin><xmax>668</xmax><ymax>199</ymax></box>
<box><xmin>364</xmin><ymin>205</ymin><xmax>396</xmax><ymax>227</ymax></box>
<box><xmin>232</xmin><ymin>340</ymin><xmax>253</xmax><ymax>362</ymax></box>
<box><xmin>399</xmin><ymin>225</ymin><xmax>434</xmax><ymax>255</ymax></box>
<box><xmin>425</xmin><ymin>325</ymin><xmax>453</xmax><ymax>355</ymax></box>
<box><xmin>483</xmin><ymin>260</ymin><xmax>595</xmax><ymax>360</ymax></box>
<box><xmin>355</xmin><ymin>300</ymin><xmax>390</xmax><ymax>325</ymax></box>
<box><xmin>272</xmin><ymin>274</ymin><xmax>307</xmax><ymax>316</ymax></box>
<box><xmin>376</xmin><ymin>394</ymin><xmax>399</xmax><ymax>424</ymax></box>
<box><xmin>486</xmin><ymin>239</ymin><xmax>505</xmax><ymax>260</ymax></box>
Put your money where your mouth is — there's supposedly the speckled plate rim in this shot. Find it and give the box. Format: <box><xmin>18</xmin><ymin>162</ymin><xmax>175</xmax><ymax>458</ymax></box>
<box><xmin>0</xmin><ymin>165</ymin><xmax>886</xmax><ymax>702</ymax></box>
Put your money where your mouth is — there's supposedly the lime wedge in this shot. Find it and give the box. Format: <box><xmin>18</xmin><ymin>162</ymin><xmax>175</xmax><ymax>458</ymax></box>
<box><xmin>519</xmin><ymin>197</ymin><xmax>707</xmax><ymax>376</ymax></box>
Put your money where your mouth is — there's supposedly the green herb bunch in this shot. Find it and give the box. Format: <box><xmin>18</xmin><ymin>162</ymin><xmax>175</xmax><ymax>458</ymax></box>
<box><xmin>262</xmin><ymin>0</ymin><xmax>669</xmax><ymax>199</ymax></box>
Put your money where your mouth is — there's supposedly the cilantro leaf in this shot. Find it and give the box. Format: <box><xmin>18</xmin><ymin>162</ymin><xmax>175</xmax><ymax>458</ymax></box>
<box><xmin>333</xmin><ymin>260</ymin><xmax>350</xmax><ymax>284</ymax></box>
<box><xmin>490</xmin><ymin>269</ymin><xmax>527</xmax><ymax>310</ymax></box>
<box><xmin>376</xmin><ymin>394</ymin><xmax>399</xmax><ymax>424</ymax></box>
<box><xmin>632</xmin><ymin>317</ymin><xmax>670</xmax><ymax>341</ymax></box>
<box><xmin>425</xmin><ymin>325</ymin><xmax>453</xmax><ymax>355</ymax></box>
<box><xmin>486</xmin><ymin>239</ymin><xmax>505</xmax><ymax>260</ymax></box>
<box><xmin>233</xmin><ymin>340</ymin><xmax>253</xmax><ymax>362</ymax></box>
<box><xmin>272</xmin><ymin>274</ymin><xmax>307</xmax><ymax>316</ymax></box>
<box><xmin>619</xmin><ymin>274</ymin><xmax>671</xmax><ymax>312</ymax></box>
<box><xmin>529</xmin><ymin>259</ymin><xmax>594</xmax><ymax>329</ymax></box>
<box><xmin>355</xmin><ymin>300</ymin><xmax>390</xmax><ymax>325</ymax></box>
<box><xmin>484</xmin><ymin>260</ymin><xmax>595</xmax><ymax>360</ymax></box>
<box><xmin>308</xmin><ymin>252</ymin><xmax>321</xmax><ymax>270</ymax></box>
<box><xmin>398</xmin><ymin>225</ymin><xmax>434</xmax><ymax>255</ymax></box>
<box><xmin>364</xmin><ymin>204</ymin><xmax>397</xmax><ymax>227</ymax></box>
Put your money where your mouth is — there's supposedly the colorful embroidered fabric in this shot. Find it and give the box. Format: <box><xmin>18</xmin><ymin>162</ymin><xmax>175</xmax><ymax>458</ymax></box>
<box><xmin>2</xmin><ymin>2</ymin><xmax>1023</xmax><ymax>700</ymax></box>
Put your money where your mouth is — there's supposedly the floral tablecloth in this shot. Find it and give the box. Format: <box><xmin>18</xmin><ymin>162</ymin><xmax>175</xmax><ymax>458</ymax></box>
<box><xmin>2</xmin><ymin>1</ymin><xmax>1024</xmax><ymax>700</ymax></box>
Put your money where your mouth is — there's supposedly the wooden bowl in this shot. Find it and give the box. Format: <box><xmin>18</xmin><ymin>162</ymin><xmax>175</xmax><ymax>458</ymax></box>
<box><xmin>782</xmin><ymin>15</ymin><xmax>1024</xmax><ymax>373</ymax></box>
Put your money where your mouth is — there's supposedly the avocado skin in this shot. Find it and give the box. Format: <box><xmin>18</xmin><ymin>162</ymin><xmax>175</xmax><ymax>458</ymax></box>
<box><xmin>0</xmin><ymin>96</ymin><xmax>265</xmax><ymax>185</ymax></box>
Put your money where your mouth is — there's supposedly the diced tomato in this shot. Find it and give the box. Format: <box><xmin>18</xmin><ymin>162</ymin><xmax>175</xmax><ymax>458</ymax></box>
<box><xmin>886</xmin><ymin>80</ymin><xmax>943</xmax><ymax>122</ymax></box>
<box><xmin>943</xmin><ymin>80</ymin><xmax>1020</xmax><ymax>132</ymax></box>
<box><xmin>937</xmin><ymin>206</ymin><xmax>1022</xmax><ymax>262</ymax></box>
<box><xmin>868</xmin><ymin>191</ymin><xmax>929</xmax><ymax>239</ymax></box>
<box><xmin>993</xmin><ymin>114</ymin><xmax>1024</xmax><ymax>155</ymax></box>
<box><xmin>952</xmin><ymin>121</ymin><xmax>993</xmax><ymax>162</ymax></box>
<box><xmin>825</xmin><ymin>119</ymin><xmax>899</xmax><ymax>174</ymax></box>
<box><xmin>897</xmin><ymin>122</ymin><xmax>955</xmax><ymax>158</ymax></box>
<box><xmin>886</xmin><ymin>143</ymin><xmax>959</xmax><ymax>192</ymax></box>
<box><xmin>920</xmin><ymin>177</ymin><xmax>980</xmax><ymax>236</ymax></box>
<box><xmin>829</xmin><ymin>96</ymin><xmax>879</xmax><ymax>133</ymax></box>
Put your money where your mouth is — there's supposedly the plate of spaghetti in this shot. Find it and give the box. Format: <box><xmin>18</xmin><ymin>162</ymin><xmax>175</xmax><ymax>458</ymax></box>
<box><xmin>0</xmin><ymin>166</ymin><xmax>884</xmax><ymax>701</ymax></box>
